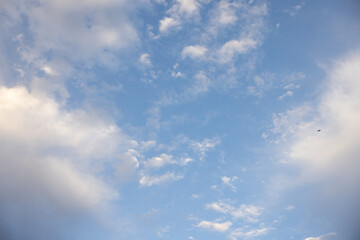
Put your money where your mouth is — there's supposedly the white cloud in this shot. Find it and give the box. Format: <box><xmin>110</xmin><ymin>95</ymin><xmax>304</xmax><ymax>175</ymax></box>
<box><xmin>180</xmin><ymin>157</ymin><xmax>193</xmax><ymax>165</ymax></box>
<box><xmin>278</xmin><ymin>90</ymin><xmax>293</xmax><ymax>100</ymax></box>
<box><xmin>41</xmin><ymin>66</ymin><xmax>56</xmax><ymax>76</ymax></box>
<box><xmin>217</xmin><ymin>38</ymin><xmax>257</xmax><ymax>63</ymax></box>
<box><xmin>207</xmin><ymin>0</ymin><xmax>266</xmax><ymax>36</ymax></box>
<box><xmin>158</xmin><ymin>0</ymin><xmax>201</xmax><ymax>34</ymax></box>
<box><xmin>172</xmin><ymin>71</ymin><xmax>183</xmax><ymax>77</ymax></box>
<box><xmin>304</xmin><ymin>233</ymin><xmax>337</xmax><ymax>240</ymax></box>
<box><xmin>284</xmin><ymin>2</ymin><xmax>306</xmax><ymax>17</ymax></box>
<box><xmin>141</xmin><ymin>140</ymin><xmax>157</xmax><ymax>150</ymax></box>
<box><xmin>284</xmin><ymin>205</ymin><xmax>295</xmax><ymax>211</ymax></box>
<box><xmin>190</xmin><ymin>71</ymin><xmax>212</xmax><ymax>95</ymax></box>
<box><xmin>0</xmin><ymin>85</ymin><xmax>138</xmax><ymax>238</ymax></box>
<box><xmin>192</xmin><ymin>193</ymin><xmax>200</xmax><ymax>199</ymax></box>
<box><xmin>269</xmin><ymin>52</ymin><xmax>360</xmax><ymax>236</ymax></box>
<box><xmin>156</xmin><ymin>225</ymin><xmax>170</xmax><ymax>238</ymax></box>
<box><xmin>213</xmin><ymin>0</ymin><xmax>238</xmax><ymax>25</ymax></box>
<box><xmin>139</xmin><ymin>172</ymin><xmax>183</xmax><ymax>186</ymax></box>
<box><xmin>191</xmin><ymin>137</ymin><xmax>220</xmax><ymax>160</ymax></box>
<box><xmin>159</xmin><ymin>17</ymin><xmax>180</xmax><ymax>33</ymax></box>
<box><xmin>5</xmin><ymin>0</ymin><xmax>137</xmax><ymax>65</ymax></box>
<box><xmin>284</xmin><ymin>53</ymin><xmax>360</xmax><ymax>180</ymax></box>
<box><xmin>221</xmin><ymin>176</ymin><xmax>238</xmax><ymax>192</ymax></box>
<box><xmin>229</xmin><ymin>227</ymin><xmax>271</xmax><ymax>240</ymax></box>
<box><xmin>144</xmin><ymin>153</ymin><xmax>175</xmax><ymax>168</ymax></box>
<box><xmin>182</xmin><ymin>45</ymin><xmax>208</xmax><ymax>59</ymax></box>
<box><xmin>176</xmin><ymin>0</ymin><xmax>200</xmax><ymax>16</ymax></box>
<box><xmin>206</xmin><ymin>200</ymin><xmax>263</xmax><ymax>223</ymax></box>
<box><xmin>196</xmin><ymin>220</ymin><xmax>232</xmax><ymax>232</ymax></box>
<box><xmin>139</xmin><ymin>53</ymin><xmax>152</xmax><ymax>66</ymax></box>
<box><xmin>247</xmin><ymin>75</ymin><xmax>271</xmax><ymax>97</ymax></box>
<box><xmin>266</xmin><ymin>104</ymin><xmax>312</xmax><ymax>143</ymax></box>
<box><xmin>116</xmin><ymin>149</ymin><xmax>140</xmax><ymax>180</ymax></box>
<box><xmin>156</xmin><ymin>71</ymin><xmax>212</xmax><ymax>106</ymax></box>
<box><xmin>191</xmin><ymin>137</ymin><xmax>219</xmax><ymax>152</ymax></box>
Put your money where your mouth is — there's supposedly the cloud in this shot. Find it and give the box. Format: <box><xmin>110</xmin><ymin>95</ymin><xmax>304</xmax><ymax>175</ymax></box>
<box><xmin>176</xmin><ymin>0</ymin><xmax>200</xmax><ymax>16</ymax></box>
<box><xmin>196</xmin><ymin>220</ymin><xmax>232</xmax><ymax>232</ymax></box>
<box><xmin>3</xmin><ymin>0</ymin><xmax>137</xmax><ymax>66</ymax></box>
<box><xmin>221</xmin><ymin>176</ymin><xmax>238</xmax><ymax>192</ymax></box>
<box><xmin>206</xmin><ymin>0</ymin><xmax>266</xmax><ymax>37</ymax></box>
<box><xmin>158</xmin><ymin>0</ymin><xmax>201</xmax><ymax>34</ymax></box>
<box><xmin>139</xmin><ymin>53</ymin><xmax>152</xmax><ymax>66</ymax></box>
<box><xmin>265</xmin><ymin>104</ymin><xmax>312</xmax><ymax>143</ymax></box>
<box><xmin>229</xmin><ymin>227</ymin><xmax>271</xmax><ymax>240</ymax></box>
<box><xmin>144</xmin><ymin>153</ymin><xmax>175</xmax><ymax>168</ymax></box>
<box><xmin>139</xmin><ymin>172</ymin><xmax>183</xmax><ymax>186</ymax></box>
<box><xmin>284</xmin><ymin>2</ymin><xmax>306</xmax><ymax>17</ymax></box>
<box><xmin>116</xmin><ymin>149</ymin><xmax>141</xmax><ymax>180</ymax></box>
<box><xmin>159</xmin><ymin>17</ymin><xmax>180</xmax><ymax>33</ymax></box>
<box><xmin>182</xmin><ymin>45</ymin><xmax>208</xmax><ymax>59</ymax></box>
<box><xmin>278</xmin><ymin>90</ymin><xmax>293</xmax><ymax>100</ymax></box>
<box><xmin>0</xmin><ymin>86</ymin><xmax>137</xmax><ymax>239</ymax></box>
<box><xmin>247</xmin><ymin>75</ymin><xmax>268</xmax><ymax>97</ymax></box>
<box><xmin>217</xmin><ymin>38</ymin><xmax>257</xmax><ymax>63</ymax></box>
<box><xmin>268</xmin><ymin>51</ymin><xmax>360</xmax><ymax>237</ymax></box>
<box><xmin>211</xmin><ymin>0</ymin><xmax>239</xmax><ymax>26</ymax></box>
<box><xmin>156</xmin><ymin>71</ymin><xmax>213</xmax><ymax>106</ymax></box>
<box><xmin>190</xmin><ymin>137</ymin><xmax>220</xmax><ymax>160</ymax></box>
<box><xmin>285</xmin><ymin>53</ymin><xmax>360</xmax><ymax>180</ymax></box>
<box><xmin>172</xmin><ymin>71</ymin><xmax>183</xmax><ymax>77</ymax></box>
<box><xmin>304</xmin><ymin>233</ymin><xmax>337</xmax><ymax>240</ymax></box>
<box><xmin>284</xmin><ymin>205</ymin><xmax>295</xmax><ymax>211</ymax></box>
<box><xmin>206</xmin><ymin>200</ymin><xmax>263</xmax><ymax>223</ymax></box>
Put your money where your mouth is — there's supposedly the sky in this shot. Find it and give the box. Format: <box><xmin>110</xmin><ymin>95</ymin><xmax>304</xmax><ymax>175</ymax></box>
<box><xmin>0</xmin><ymin>0</ymin><xmax>359</xmax><ymax>240</ymax></box>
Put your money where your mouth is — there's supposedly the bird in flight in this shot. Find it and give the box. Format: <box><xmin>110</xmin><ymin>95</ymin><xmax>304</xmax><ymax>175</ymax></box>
<box><xmin>317</xmin><ymin>129</ymin><xmax>321</xmax><ymax>132</ymax></box>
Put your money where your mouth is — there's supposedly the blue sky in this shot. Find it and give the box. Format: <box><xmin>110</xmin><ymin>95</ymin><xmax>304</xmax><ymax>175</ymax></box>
<box><xmin>0</xmin><ymin>0</ymin><xmax>359</xmax><ymax>240</ymax></box>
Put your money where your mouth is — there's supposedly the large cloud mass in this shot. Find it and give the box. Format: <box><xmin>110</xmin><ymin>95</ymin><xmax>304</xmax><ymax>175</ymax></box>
<box><xmin>0</xmin><ymin>86</ymin><xmax>137</xmax><ymax>239</ymax></box>
<box><xmin>270</xmin><ymin>52</ymin><xmax>360</xmax><ymax>238</ymax></box>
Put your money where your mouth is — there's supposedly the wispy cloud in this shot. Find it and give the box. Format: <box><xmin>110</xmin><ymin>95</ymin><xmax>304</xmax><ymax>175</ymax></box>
<box><xmin>139</xmin><ymin>171</ymin><xmax>184</xmax><ymax>186</ymax></box>
<box><xmin>284</xmin><ymin>2</ymin><xmax>306</xmax><ymax>17</ymax></box>
<box><xmin>206</xmin><ymin>200</ymin><xmax>263</xmax><ymax>223</ymax></box>
<box><xmin>221</xmin><ymin>176</ymin><xmax>238</xmax><ymax>192</ymax></box>
<box><xmin>229</xmin><ymin>227</ymin><xmax>271</xmax><ymax>240</ymax></box>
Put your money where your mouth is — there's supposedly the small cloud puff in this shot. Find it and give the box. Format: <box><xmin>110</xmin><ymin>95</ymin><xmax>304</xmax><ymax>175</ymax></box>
<box><xmin>139</xmin><ymin>53</ymin><xmax>152</xmax><ymax>66</ymax></box>
<box><xmin>182</xmin><ymin>45</ymin><xmax>208</xmax><ymax>59</ymax></box>
<box><xmin>217</xmin><ymin>38</ymin><xmax>257</xmax><ymax>63</ymax></box>
<box><xmin>159</xmin><ymin>17</ymin><xmax>180</xmax><ymax>33</ymax></box>
<box><xmin>196</xmin><ymin>220</ymin><xmax>232</xmax><ymax>232</ymax></box>
<box><xmin>144</xmin><ymin>153</ymin><xmax>175</xmax><ymax>168</ymax></box>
